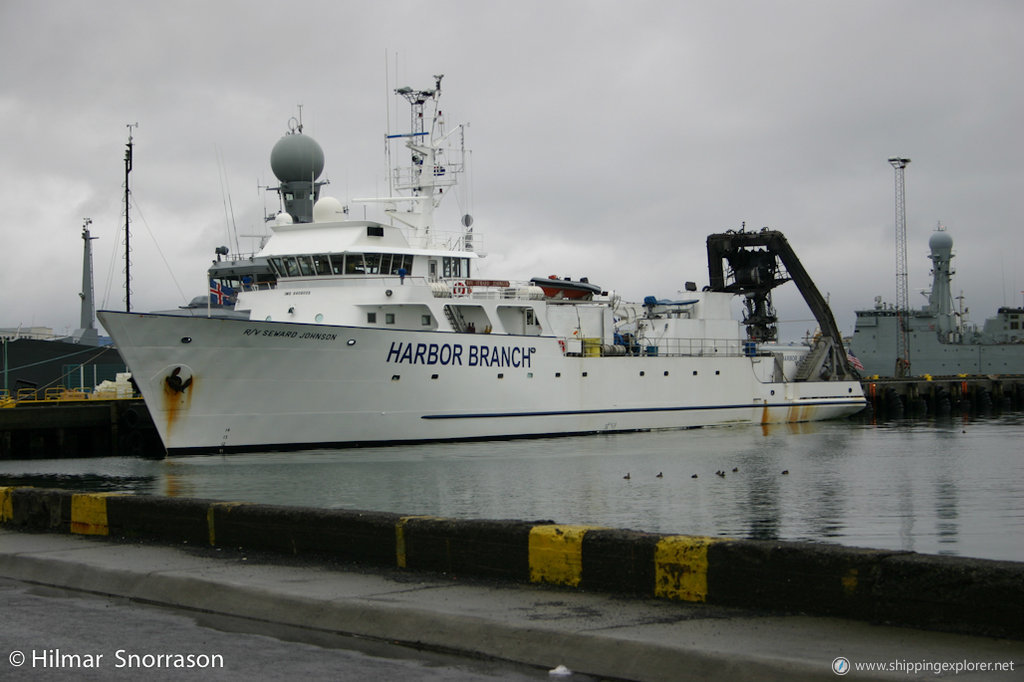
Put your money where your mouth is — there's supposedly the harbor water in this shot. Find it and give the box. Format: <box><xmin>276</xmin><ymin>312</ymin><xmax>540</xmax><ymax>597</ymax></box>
<box><xmin>1</xmin><ymin>415</ymin><xmax>1021</xmax><ymax>563</ymax></box>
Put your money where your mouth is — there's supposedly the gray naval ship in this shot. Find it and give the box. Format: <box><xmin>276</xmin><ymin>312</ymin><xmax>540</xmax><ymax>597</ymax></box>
<box><xmin>849</xmin><ymin>227</ymin><xmax>1024</xmax><ymax>377</ymax></box>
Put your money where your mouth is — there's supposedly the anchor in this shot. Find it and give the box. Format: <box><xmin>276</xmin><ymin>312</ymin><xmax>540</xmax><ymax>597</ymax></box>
<box><xmin>165</xmin><ymin>367</ymin><xmax>193</xmax><ymax>393</ymax></box>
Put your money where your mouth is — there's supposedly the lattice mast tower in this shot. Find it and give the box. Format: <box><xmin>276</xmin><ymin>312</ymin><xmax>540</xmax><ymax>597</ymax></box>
<box><xmin>889</xmin><ymin>157</ymin><xmax>911</xmax><ymax>376</ymax></box>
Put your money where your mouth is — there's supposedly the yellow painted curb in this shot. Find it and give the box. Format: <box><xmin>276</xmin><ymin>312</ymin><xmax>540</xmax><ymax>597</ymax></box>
<box><xmin>206</xmin><ymin>502</ymin><xmax>250</xmax><ymax>546</ymax></box>
<box><xmin>842</xmin><ymin>567</ymin><xmax>859</xmax><ymax>596</ymax></box>
<box><xmin>0</xmin><ymin>487</ymin><xmax>14</xmax><ymax>523</ymax></box>
<box><xmin>528</xmin><ymin>524</ymin><xmax>600</xmax><ymax>587</ymax></box>
<box><xmin>70</xmin><ymin>493</ymin><xmax>122</xmax><ymax>536</ymax></box>
<box><xmin>654</xmin><ymin>535</ymin><xmax>723</xmax><ymax>602</ymax></box>
<box><xmin>395</xmin><ymin>516</ymin><xmax>441</xmax><ymax>569</ymax></box>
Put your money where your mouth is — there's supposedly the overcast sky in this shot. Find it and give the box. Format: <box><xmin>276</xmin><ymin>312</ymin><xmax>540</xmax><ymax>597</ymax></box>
<box><xmin>2</xmin><ymin>0</ymin><xmax>1022</xmax><ymax>340</ymax></box>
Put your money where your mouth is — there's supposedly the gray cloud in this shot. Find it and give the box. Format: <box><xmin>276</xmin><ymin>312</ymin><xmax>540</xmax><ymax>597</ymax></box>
<box><xmin>2</xmin><ymin>0</ymin><xmax>1021</xmax><ymax>338</ymax></box>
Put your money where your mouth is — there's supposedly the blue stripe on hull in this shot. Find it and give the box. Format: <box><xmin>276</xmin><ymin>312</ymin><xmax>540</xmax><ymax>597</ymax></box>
<box><xmin>422</xmin><ymin>399</ymin><xmax>866</xmax><ymax>420</ymax></box>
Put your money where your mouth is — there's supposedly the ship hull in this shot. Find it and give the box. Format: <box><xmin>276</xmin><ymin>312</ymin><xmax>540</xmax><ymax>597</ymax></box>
<box><xmin>850</xmin><ymin>311</ymin><xmax>1024</xmax><ymax>376</ymax></box>
<box><xmin>99</xmin><ymin>311</ymin><xmax>866</xmax><ymax>454</ymax></box>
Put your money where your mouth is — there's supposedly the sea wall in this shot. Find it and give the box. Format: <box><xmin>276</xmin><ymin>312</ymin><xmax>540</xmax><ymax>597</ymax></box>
<box><xmin>0</xmin><ymin>399</ymin><xmax>159</xmax><ymax>459</ymax></box>
<box><xmin>1</xmin><ymin>486</ymin><xmax>1020</xmax><ymax>640</ymax></box>
<box><xmin>862</xmin><ymin>375</ymin><xmax>1024</xmax><ymax>420</ymax></box>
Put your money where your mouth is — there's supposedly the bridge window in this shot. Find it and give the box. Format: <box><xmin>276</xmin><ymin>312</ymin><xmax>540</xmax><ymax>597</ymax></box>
<box><xmin>364</xmin><ymin>253</ymin><xmax>382</xmax><ymax>274</ymax></box>
<box><xmin>345</xmin><ymin>255</ymin><xmax>366</xmax><ymax>275</ymax></box>
<box><xmin>312</xmin><ymin>254</ymin><xmax>332</xmax><ymax>276</ymax></box>
<box><xmin>297</xmin><ymin>256</ymin><xmax>315</xmax><ymax>276</ymax></box>
<box><xmin>269</xmin><ymin>253</ymin><xmax>415</xmax><ymax>278</ymax></box>
<box><xmin>283</xmin><ymin>257</ymin><xmax>300</xmax><ymax>277</ymax></box>
<box><xmin>442</xmin><ymin>257</ymin><xmax>470</xmax><ymax>278</ymax></box>
<box><xmin>330</xmin><ymin>255</ymin><xmax>345</xmax><ymax>275</ymax></box>
<box><xmin>392</xmin><ymin>254</ymin><xmax>413</xmax><ymax>275</ymax></box>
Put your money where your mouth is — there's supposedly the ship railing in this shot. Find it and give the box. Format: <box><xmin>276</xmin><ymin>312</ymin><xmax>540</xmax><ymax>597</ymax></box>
<box><xmin>239</xmin><ymin>281</ymin><xmax>276</xmax><ymax>293</ymax></box>
<box><xmin>465</xmin><ymin>288</ymin><xmax>540</xmax><ymax>302</ymax></box>
<box><xmin>425</xmin><ymin>229</ymin><xmax>483</xmax><ymax>254</ymax></box>
<box><xmin>440</xmin><ymin>279</ymin><xmax>543</xmax><ymax>301</ymax></box>
<box><xmin>561</xmin><ymin>336</ymin><xmax>754</xmax><ymax>358</ymax></box>
<box><xmin>637</xmin><ymin>337</ymin><xmax>750</xmax><ymax>357</ymax></box>
<box><xmin>2</xmin><ymin>386</ymin><xmax>137</xmax><ymax>406</ymax></box>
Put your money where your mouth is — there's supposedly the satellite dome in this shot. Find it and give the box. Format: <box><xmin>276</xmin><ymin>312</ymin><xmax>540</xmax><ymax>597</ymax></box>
<box><xmin>312</xmin><ymin>196</ymin><xmax>346</xmax><ymax>223</ymax></box>
<box><xmin>270</xmin><ymin>133</ymin><xmax>325</xmax><ymax>183</ymax></box>
<box><xmin>928</xmin><ymin>230</ymin><xmax>953</xmax><ymax>254</ymax></box>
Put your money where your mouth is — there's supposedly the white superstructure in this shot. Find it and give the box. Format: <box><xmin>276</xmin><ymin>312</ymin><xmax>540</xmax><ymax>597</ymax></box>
<box><xmin>98</xmin><ymin>76</ymin><xmax>865</xmax><ymax>455</ymax></box>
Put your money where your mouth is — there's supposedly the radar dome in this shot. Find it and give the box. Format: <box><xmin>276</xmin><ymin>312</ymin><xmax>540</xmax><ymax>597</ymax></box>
<box><xmin>928</xmin><ymin>230</ymin><xmax>954</xmax><ymax>254</ymax></box>
<box><xmin>312</xmin><ymin>196</ymin><xmax>346</xmax><ymax>223</ymax></box>
<box><xmin>270</xmin><ymin>133</ymin><xmax>325</xmax><ymax>183</ymax></box>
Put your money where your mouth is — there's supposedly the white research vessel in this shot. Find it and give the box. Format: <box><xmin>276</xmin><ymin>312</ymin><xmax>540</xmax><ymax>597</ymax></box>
<box><xmin>98</xmin><ymin>76</ymin><xmax>865</xmax><ymax>455</ymax></box>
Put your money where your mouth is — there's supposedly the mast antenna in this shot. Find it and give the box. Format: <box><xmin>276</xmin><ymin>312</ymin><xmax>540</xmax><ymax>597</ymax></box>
<box><xmin>124</xmin><ymin>122</ymin><xmax>138</xmax><ymax>312</ymax></box>
<box><xmin>888</xmin><ymin>157</ymin><xmax>911</xmax><ymax>376</ymax></box>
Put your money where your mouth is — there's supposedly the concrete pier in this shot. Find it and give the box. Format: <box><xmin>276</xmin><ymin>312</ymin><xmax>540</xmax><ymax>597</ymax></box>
<box><xmin>1</xmin><ymin>486</ymin><xmax>1020</xmax><ymax>642</ymax></box>
<box><xmin>860</xmin><ymin>375</ymin><xmax>1024</xmax><ymax>420</ymax></box>
<box><xmin>0</xmin><ymin>398</ymin><xmax>160</xmax><ymax>459</ymax></box>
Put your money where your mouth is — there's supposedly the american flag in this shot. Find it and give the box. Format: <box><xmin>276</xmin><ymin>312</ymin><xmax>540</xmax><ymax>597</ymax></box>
<box><xmin>847</xmin><ymin>350</ymin><xmax>864</xmax><ymax>371</ymax></box>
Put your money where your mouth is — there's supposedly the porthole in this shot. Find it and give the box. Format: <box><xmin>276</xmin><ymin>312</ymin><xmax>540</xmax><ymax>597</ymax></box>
<box><xmin>315</xmin><ymin>313</ymin><xmax>324</xmax><ymax>322</ymax></box>
<box><xmin>180</xmin><ymin>337</ymin><xmax>192</xmax><ymax>344</ymax></box>
<box><xmin>347</xmin><ymin>339</ymin><xmax>357</xmax><ymax>346</ymax></box>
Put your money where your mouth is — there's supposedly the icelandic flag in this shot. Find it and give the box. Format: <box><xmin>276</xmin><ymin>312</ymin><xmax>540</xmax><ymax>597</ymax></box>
<box><xmin>847</xmin><ymin>350</ymin><xmax>864</xmax><ymax>371</ymax></box>
<box><xmin>209</xmin><ymin>279</ymin><xmax>234</xmax><ymax>305</ymax></box>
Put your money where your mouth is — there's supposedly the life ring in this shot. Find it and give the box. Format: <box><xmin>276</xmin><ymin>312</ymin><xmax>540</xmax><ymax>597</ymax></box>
<box><xmin>452</xmin><ymin>281</ymin><xmax>472</xmax><ymax>296</ymax></box>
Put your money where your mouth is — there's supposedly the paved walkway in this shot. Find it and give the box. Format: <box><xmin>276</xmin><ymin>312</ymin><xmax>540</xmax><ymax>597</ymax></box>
<box><xmin>0</xmin><ymin>530</ymin><xmax>1020</xmax><ymax>681</ymax></box>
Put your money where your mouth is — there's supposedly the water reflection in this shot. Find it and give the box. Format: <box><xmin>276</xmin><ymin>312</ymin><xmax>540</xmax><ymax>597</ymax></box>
<box><xmin>0</xmin><ymin>417</ymin><xmax>1021</xmax><ymax>562</ymax></box>
<box><xmin>934</xmin><ymin>478</ymin><xmax>959</xmax><ymax>550</ymax></box>
<box><xmin>0</xmin><ymin>472</ymin><xmax>155</xmax><ymax>493</ymax></box>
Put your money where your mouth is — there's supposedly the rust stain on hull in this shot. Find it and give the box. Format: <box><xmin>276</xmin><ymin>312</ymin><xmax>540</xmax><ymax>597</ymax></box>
<box><xmin>163</xmin><ymin>374</ymin><xmax>196</xmax><ymax>438</ymax></box>
<box><xmin>785</xmin><ymin>404</ymin><xmax>816</xmax><ymax>423</ymax></box>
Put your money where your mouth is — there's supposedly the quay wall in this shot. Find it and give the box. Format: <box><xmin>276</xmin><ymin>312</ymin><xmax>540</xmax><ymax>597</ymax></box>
<box><xmin>0</xmin><ymin>398</ymin><xmax>160</xmax><ymax>459</ymax></box>
<box><xmin>1</xmin><ymin>486</ymin><xmax>1020</xmax><ymax>640</ymax></box>
<box><xmin>860</xmin><ymin>375</ymin><xmax>1024</xmax><ymax>420</ymax></box>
